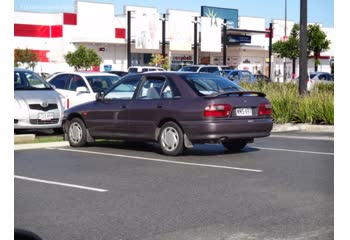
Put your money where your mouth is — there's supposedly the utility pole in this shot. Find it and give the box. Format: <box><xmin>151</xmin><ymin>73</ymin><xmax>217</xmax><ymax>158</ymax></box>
<box><xmin>299</xmin><ymin>0</ymin><xmax>308</xmax><ymax>95</ymax></box>
<box><xmin>223</xmin><ymin>19</ymin><xmax>227</xmax><ymax>66</ymax></box>
<box><xmin>283</xmin><ymin>0</ymin><xmax>287</xmax><ymax>82</ymax></box>
<box><xmin>127</xmin><ymin>11</ymin><xmax>131</xmax><ymax>69</ymax></box>
<box><xmin>268</xmin><ymin>22</ymin><xmax>273</xmax><ymax>80</ymax></box>
<box><xmin>193</xmin><ymin>16</ymin><xmax>198</xmax><ymax>65</ymax></box>
<box><xmin>161</xmin><ymin>13</ymin><xmax>166</xmax><ymax>58</ymax></box>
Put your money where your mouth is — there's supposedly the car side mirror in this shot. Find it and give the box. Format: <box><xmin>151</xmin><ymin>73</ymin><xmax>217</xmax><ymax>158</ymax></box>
<box><xmin>76</xmin><ymin>86</ymin><xmax>88</xmax><ymax>93</ymax></box>
<box><xmin>96</xmin><ymin>92</ymin><xmax>104</xmax><ymax>101</ymax></box>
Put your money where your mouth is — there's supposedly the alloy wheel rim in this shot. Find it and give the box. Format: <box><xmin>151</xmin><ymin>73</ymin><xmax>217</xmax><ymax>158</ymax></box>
<box><xmin>161</xmin><ymin>127</ymin><xmax>179</xmax><ymax>152</ymax></box>
<box><xmin>69</xmin><ymin>122</ymin><xmax>82</xmax><ymax>144</ymax></box>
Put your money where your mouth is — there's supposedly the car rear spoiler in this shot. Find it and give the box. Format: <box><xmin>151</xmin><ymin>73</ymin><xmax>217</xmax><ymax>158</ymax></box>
<box><xmin>204</xmin><ymin>91</ymin><xmax>266</xmax><ymax>98</ymax></box>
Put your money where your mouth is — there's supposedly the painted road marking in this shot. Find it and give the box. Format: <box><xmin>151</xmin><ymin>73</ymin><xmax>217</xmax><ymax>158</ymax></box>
<box><xmin>253</xmin><ymin>146</ymin><xmax>334</xmax><ymax>156</ymax></box>
<box><xmin>47</xmin><ymin>148</ymin><xmax>263</xmax><ymax>173</ymax></box>
<box><xmin>15</xmin><ymin>175</ymin><xmax>108</xmax><ymax>192</ymax></box>
<box><xmin>269</xmin><ymin>135</ymin><xmax>334</xmax><ymax>141</ymax></box>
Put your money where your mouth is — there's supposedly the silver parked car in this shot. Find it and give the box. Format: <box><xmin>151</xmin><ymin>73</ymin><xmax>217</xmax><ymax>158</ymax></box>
<box><xmin>295</xmin><ymin>72</ymin><xmax>334</xmax><ymax>91</ymax></box>
<box><xmin>14</xmin><ymin>68</ymin><xmax>65</xmax><ymax>133</ymax></box>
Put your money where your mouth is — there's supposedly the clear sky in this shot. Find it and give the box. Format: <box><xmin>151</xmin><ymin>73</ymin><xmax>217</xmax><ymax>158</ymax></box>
<box><xmin>14</xmin><ymin>0</ymin><xmax>334</xmax><ymax>28</ymax></box>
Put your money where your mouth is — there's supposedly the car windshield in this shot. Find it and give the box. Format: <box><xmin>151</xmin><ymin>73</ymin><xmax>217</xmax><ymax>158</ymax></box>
<box><xmin>86</xmin><ymin>75</ymin><xmax>121</xmax><ymax>92</ymax></box>
<box><xmin>14</xmin><ymin>71</ymin><xmax>52</xmax><ymax>90</ymax></box>
<box><xmin>178</xmin><ymin>66</ymin><xmax>200</xmax><ymax>72</ymax></box>
<box><xmin>183</xmin><ymin>74</ymin><xmax>245</xmax><ymax>96</ymax></box>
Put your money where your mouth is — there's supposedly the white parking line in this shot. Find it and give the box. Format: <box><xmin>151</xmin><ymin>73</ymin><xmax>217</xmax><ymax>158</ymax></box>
<box><xmin>269</xmin><ymin>135</ymin><xmax>334</xmax><ymax>141</ymax></box>
<box><xmin>254</xmin><ymin>146</ymin><xmax>334</xmax><ymax>156</ymax></box>
<box><xmin>14</xmin><ymin>175</ymin><xmax>108</xmax><ymax>192</ymax></box>
<box><xmin>48</xmin><ymin>148</ymin><xmax>263</xmax><ymax>173</ymax></box>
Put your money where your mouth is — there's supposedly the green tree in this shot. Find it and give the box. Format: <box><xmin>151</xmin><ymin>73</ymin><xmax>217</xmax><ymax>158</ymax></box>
<box><xmin>307</xmin><ymin>24</ymin><xmax>331</xmax><ymax>71</ymax></box>
<box><xmin>14</xmin><ymin>48</ymin><xmax>39</xmax><ymax>70</ymax></box>
<box><xmin>272</xmin><ymin>23</ymin><xmax>331</xmax><ymax>73</ymax></box>
<box><xmin>149</xmin><ymin>54</ymin><xmax>169</xmax><ymax>70</ymax></box>
<box><xmin>272</xmin><ymin>24</ymin><xmax>300</xmax><ymax>78</ymax></box>
<box><xmin>64</xmin><ymin>45</ymin><xmax>102</xmax><ymax>70</ymax></box>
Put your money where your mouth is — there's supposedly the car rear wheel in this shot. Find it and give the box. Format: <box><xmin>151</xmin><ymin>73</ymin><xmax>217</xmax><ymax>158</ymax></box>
<box><xmin>222</xmin><ymin>139</ymin><xmax>247</xmax><ymax>152</ymax></box>
<box><xmin>159</xmin><ymin>122</ymin><xmax>184</xmax><ymax>156</ymax></box>
<box><xmin>67</xmin><ymin>118</ymin><xmax>87</xmax><ymax>147</ymax></box>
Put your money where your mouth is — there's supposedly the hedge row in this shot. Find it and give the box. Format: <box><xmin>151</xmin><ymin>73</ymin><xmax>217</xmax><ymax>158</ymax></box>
<box><xmin>239</xmin><ymin>81</ymin><xmax>334</xmax><ymax>125</ymax></box>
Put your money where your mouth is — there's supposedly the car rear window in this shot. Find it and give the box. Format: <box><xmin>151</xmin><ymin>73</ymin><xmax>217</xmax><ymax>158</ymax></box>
<box><xmin>182</xmin><ymin>74</ymin><xmax>245</xmax><ymax>96</ymax></box>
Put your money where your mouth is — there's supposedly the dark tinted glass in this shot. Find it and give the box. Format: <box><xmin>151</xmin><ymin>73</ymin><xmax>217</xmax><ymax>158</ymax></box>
<box><xmin>49</xmin><ymin>74</ymin><xmax>68</xmax><ymax>89</ymax></box>
<box><xmin>183</xmin><ymin>74</ymin><xmax>245</xmax><ymax>96</ymax></box>
<box><xmin>86</xmin><ymin>75</ymin><xmax>120</xmax><ymax>92</ymax></box>
<box><xmin>179</xmin><ymin>66</ymin><xmax>200</xmax><ymax>72</ymax></box>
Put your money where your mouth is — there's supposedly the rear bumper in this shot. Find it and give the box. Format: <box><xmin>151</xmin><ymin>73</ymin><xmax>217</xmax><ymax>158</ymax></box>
<box><xmin>181</xmin><ymin>118</ymin><xmax>273</xmax><ymax>142</ymax></box>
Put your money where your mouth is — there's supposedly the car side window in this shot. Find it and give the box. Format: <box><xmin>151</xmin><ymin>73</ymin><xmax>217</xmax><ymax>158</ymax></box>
<box><xmin>207</xmin><ymin>67</ymin><xmax>219</xmax><ymax>73</ymax></box>
<box><xmin>137</xmin><ymin>78</ymin><xmax>166</xmax><ymax>100</ymax></box>
<box><xmin>49</xmin><ymin>74</ymin><xmax>68</xmax><ymax>89</ymax></box>
<box><xmin>68</xmin><ymin>75</ymin><xmax>88</xmax><ymax>91</ymax></box>
<box><xmin>199</xmin><ymin>67</ymin><xmax>208</xmax><ymax>73</ymax></box>
<box><xmin>104</xmin><ymin>77</ymin><xmax>140</xmax><ymax>100</ymax></box>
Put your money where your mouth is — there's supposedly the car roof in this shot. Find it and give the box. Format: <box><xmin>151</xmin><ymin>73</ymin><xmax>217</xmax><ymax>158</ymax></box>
<box><xmin>14</xmin><ymin>68</ymin><xmax>34</xmax><ymax>72</ymax></box>
<box><xmin>53</xmin><ymin>71</ymin><xmax>119</xmax><ymax>76</ymax></box>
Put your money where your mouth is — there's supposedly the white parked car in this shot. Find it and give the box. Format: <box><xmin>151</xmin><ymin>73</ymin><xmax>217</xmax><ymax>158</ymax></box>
<box><xmin>47</xmin><ymin>72</ymin><xmax>121</xmax><ymax>109</ymax></box>
<box><xmin>128</xmin><ymin>66</ymin><xmax>165</xmax><ymax>73</ymax></box>
<box><xmin>178</xmin><ymin>65</ymin><xmax>231</xmax><ymax>75</ymax></box>
<box><xmin>295</xmin><ymin>72</ymin><xmax>334</xmax><ymax>91</ymax></box>
<box><xmin>14</xmin><ymin>68</ymin><xmax>65</xmax><ymax>133</ymax></box>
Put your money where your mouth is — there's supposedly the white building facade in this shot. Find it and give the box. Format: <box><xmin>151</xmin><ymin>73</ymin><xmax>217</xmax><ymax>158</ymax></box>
<box><xmin>14</xmin><ymin>0</ymin><xmax>334</xmax><ymax>81</ymax></box>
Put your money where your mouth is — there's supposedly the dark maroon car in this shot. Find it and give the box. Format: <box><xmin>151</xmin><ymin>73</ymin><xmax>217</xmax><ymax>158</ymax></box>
<box><xmin>63</xmin><ymin>72</ymin><xmax>273</xmax><ymax>155</ymax></box>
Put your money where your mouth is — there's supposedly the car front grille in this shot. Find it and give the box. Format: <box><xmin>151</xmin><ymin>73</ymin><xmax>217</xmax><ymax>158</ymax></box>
<box><xmin>30</xmin><ymin>119</ymin><xmax>60</xmax><ymax>125</ymax></box>
<box><xmin>29</xmin><ymin>104</ymin><xmax>58</xmax><ymax>111</ymax></box>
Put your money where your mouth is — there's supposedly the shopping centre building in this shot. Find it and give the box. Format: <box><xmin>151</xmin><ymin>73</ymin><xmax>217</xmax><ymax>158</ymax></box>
<box><xmin>14</xmin><ymin>0</ymin><xmax>334</xmax><ymax>81</ymax></box>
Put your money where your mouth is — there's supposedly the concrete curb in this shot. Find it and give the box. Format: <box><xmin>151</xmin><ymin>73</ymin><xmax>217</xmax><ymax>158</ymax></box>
<box><xmin>272</xmin><ymin>124</ymin><xmax>334</xmax><ymax>133</ymax></box>
<box><xmin>14</xmin><ymin>134</ymin><xmax>36</xmax><ymax>144</ymax></box>
<box><xmin>14</xmin><ymin>141</ymin><xmax>69</xmax><ymax>151</ymax></box>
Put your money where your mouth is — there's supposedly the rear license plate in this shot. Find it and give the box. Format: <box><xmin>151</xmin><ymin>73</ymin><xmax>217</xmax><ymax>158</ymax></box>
<box><xmin>236</xmin><ymin>108</ymin><xmax>252</xmax><ymax>116</ymax></box>
<box><xmin>38</xmin><ymin>112</ymin><xmax>54</xmax><ymax>121</ymax></box>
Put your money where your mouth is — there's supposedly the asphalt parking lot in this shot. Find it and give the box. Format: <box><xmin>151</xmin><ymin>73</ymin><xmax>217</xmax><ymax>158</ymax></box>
<box><xmin>15</xmin><ymin>131</ymin><xmax>334</xmax><ymax>240</ymax></box>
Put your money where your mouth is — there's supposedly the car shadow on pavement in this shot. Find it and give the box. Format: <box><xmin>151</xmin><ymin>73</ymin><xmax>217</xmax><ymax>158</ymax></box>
<box><xmin>84</xmin><ymin>140</ymin><xmax>259</xmax><ymax>156</ymax></box>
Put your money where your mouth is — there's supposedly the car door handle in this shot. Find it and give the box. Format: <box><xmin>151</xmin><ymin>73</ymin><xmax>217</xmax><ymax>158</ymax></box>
<box><xmin>157</xmin><ymin>105</ymin><xmax>162</xmax><ymax>109</ymax></box>
<box><xmin>121</xmin><ymin>105</ymin><xmax>127</xmax><ymax>109</ymax></box>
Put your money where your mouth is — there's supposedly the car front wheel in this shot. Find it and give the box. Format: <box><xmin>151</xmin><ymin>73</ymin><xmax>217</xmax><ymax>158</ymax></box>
<box><xmin>222</xmin><ymin>139</ymin><xmax>247</xmax><ymax>152</ymax></box>
<box><xmin>159</xmin><ymin>122</ymin><xmax>184</xmax><ymax>156</ymax></box>
<box><xmin>67</xmin><ymin>118</ymin><xmax>87</xmax><ymax>147</ymax></box>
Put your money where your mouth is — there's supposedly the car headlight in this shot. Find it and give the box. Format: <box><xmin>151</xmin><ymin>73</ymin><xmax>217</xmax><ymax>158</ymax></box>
<box><xmin>58</xmin><ymin>93</ymin><xmax>67</xmax><ymax>110</ymax></box>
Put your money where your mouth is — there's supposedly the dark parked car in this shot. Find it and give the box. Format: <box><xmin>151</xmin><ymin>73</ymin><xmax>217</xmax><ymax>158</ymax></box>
<box><xmin>225</xmin><ymin>70</ymin><xmax>256</xmax><ymax>82</ymax></box>
<box><xmin>63</xmin><ymin>72</ymin><xmax>273</xmax><ymax>155</ymax></box>
<box><xmin>253</xmin><ymin>74</ymin><xmax>271</xmax><ymax>83</ymax></box>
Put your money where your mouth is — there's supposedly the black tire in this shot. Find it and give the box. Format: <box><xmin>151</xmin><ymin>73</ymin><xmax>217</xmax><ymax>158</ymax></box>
<box><xmin>159</xmin><ymin>122</ymin><xmax>184</xmax><ymax>156</ymax></box>
<box><xmin>67</xmin><ymin>118</ymin><xmax>87</xmax><ymax>147</ymax></box>
<box><xmin>222</xmin><ymin>139</ymin><xmax>247</xmax><ymax>152</ymax></box>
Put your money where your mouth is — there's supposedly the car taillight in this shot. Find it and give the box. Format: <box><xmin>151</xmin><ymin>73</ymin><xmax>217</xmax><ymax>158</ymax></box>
<box><xmin>258</xmin><ymin>103</ymin><xmax>272</xmax><ymax>116</ymax></box>
<box><xmin>204</xmin><ymin>104</ymin><xmax>232</xmax><ymax>117</ymax></box>
<box><xmin>66</xmin><ymin>98</ymin><xmax>70</xmax><ymax>109</ymax></box>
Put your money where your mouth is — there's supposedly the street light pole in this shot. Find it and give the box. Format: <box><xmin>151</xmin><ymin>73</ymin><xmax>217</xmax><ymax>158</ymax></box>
<box><xmin>299</xmin><ymin>0</ymin><xmax>308</xmax><ymax>95</ymax></box>
<box><xmin>283</xmin><ymin>0</ymin><xmax>287</xmax><ymax>83</ymax></box>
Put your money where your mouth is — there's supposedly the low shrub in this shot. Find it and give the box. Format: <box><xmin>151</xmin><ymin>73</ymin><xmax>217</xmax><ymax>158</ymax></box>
<box><xmin>239</xmin><ymin>81</ymin><xmax>334</xmax><ymax>125</ymax></box>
